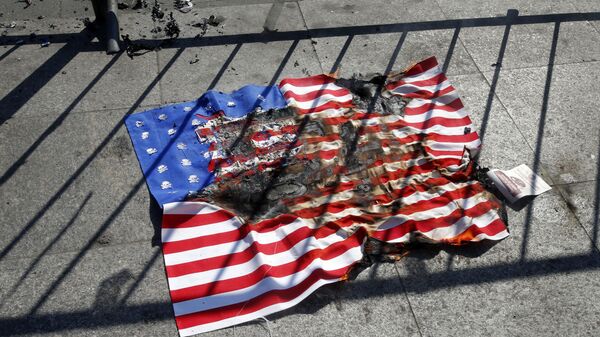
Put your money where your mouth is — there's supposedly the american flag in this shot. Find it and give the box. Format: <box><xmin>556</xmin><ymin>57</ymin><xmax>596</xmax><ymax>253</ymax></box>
<box><xmin>158</xmin><ymin>56</ymin><xmax>508</xmax><ymax>336</ymax></box>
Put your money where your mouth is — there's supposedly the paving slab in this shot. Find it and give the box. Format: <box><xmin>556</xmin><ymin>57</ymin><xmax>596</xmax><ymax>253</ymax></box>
<box><xmin>459</xmin><ymin>21</ymin><xmax>600</xmax><ymax>71</ymax></box>
<box><xmin>298</xmin><ymin>0</ymin><xmax>479</xmax><ymax>76</ymax></box>
<box><xmin>0</xmin><ymin>109</ymin><xmax>157</xmax><ymax>261</ymax></box>
<box><xmin>298</xmin><ymin>0</ymin><xmax>447</xmax><ymax>28</ymax></box>
<box><xmin>572</xmin><ymin>0</ymin><xmax>600</xmax><ymax>32</ymax></box>
<box><xmin>308</xmin><ymin>29</ymin><xmax>479</xmax><ymax>77</ymax></box>
<box><xmin>396</xmin><ymin>189</ymin><xmax>600</xmax><ymax>336</ymax></box>
<box><xmin>556</xmin><ymin>181</ymin><xmax>600</xmax><ymax>251</ymax></box>
<box><xmin>0</xmin><ymin>241</ymin><xmax>176</xmax><ymax>336</ymax></box>
<box><xmin>435</xmin><ymin>0</ymin><xmax>578</xmax><ymax>19</ymax></box>
<box><xmin>0</xmin><ymin>16</ymin><xmax>161</xmax><ymax>120</ymax></box>
<box><xmin>156</xmin><ymin>2</ymin><xmax>323</xmax><ymax>104</ymax></box>
<box><xmin>448</xmin><ymin>72</ymin><xmax>554</xmax><ymax>184</ymax></box>
<box><xmin>482</xmin><ymin>62</ymin><xmax>600</xmax><ymax>184</ymax></box>
<box><xmin>0</xmin><ymin>1</ymin><xmax>62</xmax><ymax>20</ymax></box>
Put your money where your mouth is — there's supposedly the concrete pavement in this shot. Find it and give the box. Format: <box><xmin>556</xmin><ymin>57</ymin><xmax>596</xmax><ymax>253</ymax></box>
<box><xmin>1</xmin><ymin>1</ymin><xmax>599</xmax><ymax>336</ymax></box>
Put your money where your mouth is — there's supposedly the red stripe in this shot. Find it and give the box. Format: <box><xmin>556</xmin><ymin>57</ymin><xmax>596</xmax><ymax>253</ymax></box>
<box><xmin>443</xmin><ymin>218</ymin><xmax>507</xmax><ymax>244</ymax></box>
<box><xmin>164</xmin><ymin>225</ymin><xmax>341</xmax><ymax>277</ymax></box>
<box><xmin>291</xmin><ymin>182</ymin><xmax>485</xmax><ymax>220</ymax></box>
<box><xmin>169</xmin><ymin>231</ymin><xmax>364</xmax><ymax>303</ymax></box>
<box><xmin>162</xmin><ymin>215</ymin><xmax>299</xmax><ymax>255</ymax></box>
<box><xmin>387</xmin><ymin>72</ymin><xmax>447</xmax><ymax>90</ymax></box>
<box><xmin>426</xmin><ymin>132</ymin><xmax>479</xmax><ymax>143</ymax></box>
<box><xmin>283</xmin><ymin>88</ymin><xmax>350</xmax><ymax>102</ymax></box>
<box><xmin>371</xmin><ymin>199</ymin><xmax>500</xmax><ymax>242</ymax></box>
<box><xmin>174</xmin><ymin>262</ymin><xmax>360</xmax><ymax>329</ymax></box>
<box><xmin>405</xmin><ymin>98</ymin><xmax>464</xmax><ymax>114</ymax></box>
<box><xmin>295</xmin><ymin>100</ymin><xmax>354</xmax><ymax>114</ymax></box>
<box><xmin>396</xmin><ymin>85</ymin><xmax>456</xmax><ymax>99</ymax></box>
<box><xmin>303</xmin><ymin>134</ymin><xmax>342</xmax><ymax>144</ymax></box>
<box><xmin>279</xmin><ymin>74</ymin><xmax>336</xmax><ymax>87</ymax></box>
<box><xmin>423</xmin><ymin>147</ymin><xmax>466</xmax><ymax>158</ymax></box>
<box><xmin>403</xmin><ymin>56</ymin><xmax>439</xmax><ymax>77</ymax></box>
<box><xmin>404</xmin><ymin>115</ymin><xmax>472</xmax><ymax>129</ymax></box>
<box><xmin>162</xmin><ymin>210</ymin><xmax>235</xmax><ymax>229</ymax></box>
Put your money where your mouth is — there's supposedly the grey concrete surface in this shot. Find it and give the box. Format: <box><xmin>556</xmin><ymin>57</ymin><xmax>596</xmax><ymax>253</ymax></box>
<box><xmin>1</xmin><ymin>0</ymin><xmax>600</xmax><ymax>336</ymax></box>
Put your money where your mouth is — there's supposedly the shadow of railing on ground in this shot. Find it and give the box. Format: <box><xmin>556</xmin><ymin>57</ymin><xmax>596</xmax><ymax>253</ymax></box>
<box><xmin>0</xmin><ymin>8</ymin><xmax>599</xmax><ymax>336</ymax></box>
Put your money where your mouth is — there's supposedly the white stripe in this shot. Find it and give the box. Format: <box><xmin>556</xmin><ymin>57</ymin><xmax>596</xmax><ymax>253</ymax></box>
<box><xmin>172</xmin><ymin>245</ymin><xmax>363</xmax><ymax>316</ymax></box>
<box><xmin>390</xmin><ymin>80</ymin><xmax>452</xmax><ymax>95</ymax></box>
<box><xmin>293</xmin><ymin>180</ymin><xmax>480</xmax><ymax>226</ymax></box>
<box><xmin>376</xmin><ymin>192</ymin><xmax>491</xmax><ymax>231</ymax></box>
<box><xmin>162</xmin><ymin>217</ymin><xmax>243</xmax><ymax>243</ymax></box>
<box><xmin>393</xmin><ymin>125</ymin><xmax>469</xmax><ymax>136</ymax></box>
<box><xmin>167</xmin><ymin>229</ymin><xmax>347</xmax><ymax>290</ymax></box>
<box><xmin>473</xmin><ymin>229</ymin><xmax>510</xmax><ymax>241</ymax></box>
<box><xmin>406</xmin><ymin>92</ymin><xmax>461</xmax><ymax>106</ymax></box>
<box><xmin>424</xmin><ymin>140</ymin><xmax>470</xmax><ymax>151</ymax></box>
<box><xmin>304</xmin><ymin>108</ymin><xmax>349</xmax><ymax>119</ymax></box>
<box><xmin>178</xmin><ymin>277</ymin><xmax>343</xmax><ymax>336</ymax></box>
<box><xmin>287</xmin><ymin>94</ymin><xmax>353</xmax><ymax>110</ymax></box>
<box><xmin>389</xmin><ymin>209</ymin><xmax>502</xmax><ymax>243</ymax></box>
<box><xmin>399</xmin><ymin>66</ymin><xmax>441</xmax><ymax>83</ymax></box>
<box><xmin>164</xmin><ymin>218</ymin><xmax>314</xmax><ymax>266</ymax></box>
<box><xmin>404</xmin><ymin>107</ymin><xmax>469</xmax><ymax>122</ymax></box>
<box><xmin>280</xmin><ymin>82</ymin><xmax>344</xmax><ymax>95</ymax></box>
<box><xmin>163</xmin><ymin>202</ymin><xmax>224</xmax><ymax>215</ymax></box>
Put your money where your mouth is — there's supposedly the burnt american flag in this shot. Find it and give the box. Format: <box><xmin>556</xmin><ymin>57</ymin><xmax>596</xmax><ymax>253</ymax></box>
<box><xmin>132</xmin><ymin>57</ymin><xmax>509</xmax><ymax>335</ymax></box>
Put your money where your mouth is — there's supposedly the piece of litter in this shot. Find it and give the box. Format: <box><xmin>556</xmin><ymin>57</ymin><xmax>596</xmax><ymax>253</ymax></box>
<box><xmin>227</xmin><ymin>101</ymin><xmax>236</xmax><ymax>107</ymax></box>
<box><xmin>146</xmin><ymin>147</ymin><xmax>157</xmax><ymax>155</ymax></box>
<box><xmin>175</xmin><ymin>0</ymin><xmax>193</xmax><ymax>13</ymax></box>
<box><xmin>9</xmin><ymin>22</ymin><xmax>16</xmax><ymax>28</ymax></box>
<box><xmin>135</xmin><ymin>120</ymin><xmax>144</xmax><ymax>127</ymax></box>
<box><xmin>207</xmin><ymin>15</ymin><xmax>225</xmax><ymax>26</ymax></box>
<box><xmin>177</xmin><ymin>142</ymin><xmax>187</xmax><ymax>150</ymax></box>
<box><xmin>158</xmin><ymin>113</ymin><xmax>167</xmax><ymax>121</ymax></box>
<box><xmin>141</xmin><ymin>131</ymin><xmax>149</xmax><ymax>139</ymax></box>
<box><xmin>168</xmin><ymin>128</ymin><xmax>177</xmax><ymax>136</ymax></box>
<box><xmin>158</xmin><ymin>164</ymin><xmax>168</xmax><ymax>173</ymax></box>
<box><xmin>188</xmin><ymin>175</ymin><xmax>199</xmax><ymax>183</ymax></box>
<box><xmin>487</xmin><ymin>164</ymin><xmax>551</xmax><ymax>204</ymax></box>
<box><xmin>181</xmin><ymin>159</ymin><xmax>192</xmax><ymax>166</ymax></box>
<box><xmin>161</xmin><ymin>181</ymin><xmax>172</xmax><ymax>189</ymax></box>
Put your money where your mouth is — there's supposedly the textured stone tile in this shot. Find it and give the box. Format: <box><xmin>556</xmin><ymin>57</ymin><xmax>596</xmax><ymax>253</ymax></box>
<box><xmin>0</xmin><ymin>242</ymin><xmax>175</xmax><ymax>336</ymax></box>
<box><xmin>435</xmin><ymin>0</ymin><xmax>577</xmax><ymax>19</ymax></box>
<box><xmin>156</xmin><ymin>2</ymin><xmax>322</xmax><ymax>104</ymax></box>
<box><xmin>483</xmin><ymin>62</ymin><xmax>600</xmax><ymax>184</ymax></box>
<box><xmin>0</xmin><ymin>16</ymin><xmax>161</xmax><ymax>120</ymax></box>
<box><xmin>556</xmin><ymin>180</ymin><xmax>600</xmax><ymax>251</ymax></box>
<box><xmin>299</xmin><ymin>0</ymin><xmax>446</xmax><ymax>28</ymax></box>
<box><xmin>459</xmin><ymin>21</ymin><xmax>600</xmax><ymax>71</ymax></box>
<box><xmin>0</xmin><ymin>109</ymin><xmax>157</xmax><ymax>261</ymax></box>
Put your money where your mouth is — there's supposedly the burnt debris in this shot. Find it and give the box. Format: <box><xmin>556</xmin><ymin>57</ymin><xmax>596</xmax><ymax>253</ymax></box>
<box><xmin>164</xmin><ymin>12</ymin><xmax>180</xmax><ymax>38</ymax></box>
<box><xmin>336</xmin><ymin>75</ymin><xmax>408</xmax><ymax>115</ymax></box>
<box><xmin>151</xmin><ymin>0</ymin><xmax>165</xmax><ymax>21</ymax></box>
